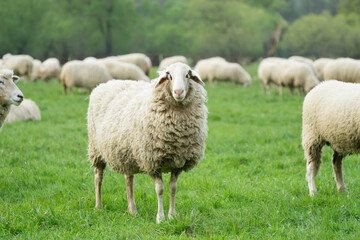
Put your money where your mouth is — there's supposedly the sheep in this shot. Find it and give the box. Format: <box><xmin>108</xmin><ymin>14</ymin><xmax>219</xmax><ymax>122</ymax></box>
<box><xmin>98</xmin><ymin>59</ymin><xmax>150</xmax><ymax>82</ymax></box>
<box><xmin>323</xmin><ymin>58</ymin><xmax>360</xmax><ymax>83</ymax></box>
<box><xmin>257</xmin><ymin>57</ymin><xmax>286</xmax><ymax>95</ymax></box>
<box><xmin>115</xmin><ymin>53</ymin><xmax>152</xmax><ymax>75</ymax></box>
<box><xmin>302</xmin><ymin>80</ymin><xmax>360</xmax><ymax>196</ymax></box>
<box><xmin>87</xmin><ymin>62</ymin><xmax>208</xmax><ymax>224</ymax></box>
<box><xmin>60</xmin><ymin>60</ymin><xmax>112</xmax><ymax>95</ymax></box>
<box><xmin>314</xmin><ymin>58</ymin><xmax>334</xmax><ymax>81</ymax></box>
<box><xmin>194</xmin><ymin>57</ymin><xmax>251</xmax><ymax>87</ymax></box>
<box><xmin>0</xmin><ymin>69</ymin><xmax>24</xmax><ymax>130</ymax></box>
<box><xmin>31</xmin><ymin>59</ymin><xmax>42</xmax><ymax>81</ymax></box>
<box><xmin>279</xmin><ymin>60</ymin><xmax>320</xmax><ymax>95</ymax></box>
<box><xmin>289</xmin><ymin>56</ymin><xmax>320</xmax><ymax>79</ymax></box>
<box><xmin>2</xmin><ymin>54</ymin><xmax>33</xmax><ymax>79</ymax></box>
<box><xmin>5</xmin><ymin>99</ymin><xmax>40</xmax><ymax>123</ymax></box>
<box><xmin>40</xmin><ymin>58</ymin><xmax>61</xmax><ymax>82</ymax></box>
<box><xmin>158</xmin><ymin>55</ymin><xmax>187</xmax><ymax>71</ymax></box>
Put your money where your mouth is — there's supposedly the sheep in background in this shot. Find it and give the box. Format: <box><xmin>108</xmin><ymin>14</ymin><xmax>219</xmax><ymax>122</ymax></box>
<box><xmin>314</xmin><ymin>58</ymin><xmax>334</xmax><ymax>81</ymax></box>
<box><xmin>31</xmin><ymin>59</ymin><xmax>42</xmax><ymax>81</ymax></box>
<box><xmin>302</xmin><ymin>80</ymin><xmax>360</xmax><ymax>195</ymax></box>
<box><xmin>289</xmin><ymin>56</ymin><xmax>320</xmax><ymax>79</ymax></box>
<box><xmin>258</xmin><ymin>57</ymin><xmax>286</xmax><ymax>95</ymax></box>
<box><xmin>158</xmin><ymin>56</ymin><xmax>187</xmax><ymax>71</ymax></box>
<box><xmin>323</xmin><ymin>58</ymin><xmax>360</xmax><ymax>83</ymax></box>
<box><xmin>5</xmin><ymin>99</ymin><xmax>40</xmax><ymax>123</ymax></box>
<box><xmin>87</xmin><ymin>63</ymin><xmax>208</xmax><ymax>223</ymax></box>
<box><xmin>60</xmin><ymin>60</ymin><xmax>112</xmax><ymax>95</ymax></box>
<box><xmin>115</xmin><ymin>53</ymin><xmax>152</xmax><ymax>76</ymax></box>
<box><xmin>279</xmin><ymin>60</ymin><xmax>319</xmax><ymax>95</ymax></box>
<box><xmin>2</xmin><ymin>54</ymin><xmax>33</xmax><ymax>79</ymax></box>
<box><xmin>40</xmin><ymin>58</ymin><xmax>61</xmax><ymax>82</ymax></box>
<box><xmin>0</xmin><ymin>69</ymin><xmax>23</xmax><ymax>130</ymax></box>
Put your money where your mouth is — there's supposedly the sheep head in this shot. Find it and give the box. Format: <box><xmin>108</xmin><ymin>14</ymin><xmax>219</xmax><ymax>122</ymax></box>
<box><xmin>155</xmin><ymin>63</ymin><xmax>204</xmax><ymax>102</ymax></box>
<box><xmin>0</xmin><ymin>69</ymin><xmax>23</xmax><ymax>106</ymax></box>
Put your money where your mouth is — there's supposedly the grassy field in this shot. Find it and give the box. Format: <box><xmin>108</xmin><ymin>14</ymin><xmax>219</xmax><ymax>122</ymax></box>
<box><xmin>1</xmin><ymin>63</ymin><xmax>360</xmax><ymax>239</ymax></box>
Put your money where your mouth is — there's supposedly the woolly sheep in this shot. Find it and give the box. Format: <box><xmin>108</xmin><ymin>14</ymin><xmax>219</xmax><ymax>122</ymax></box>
<box><xmin>323</xmin><ymin>58</ymin><xmax>360</xmax><ymax>83</ymax></box>
<box><xmin>40</xmin><ymin>58</ymin><xmax>61</xmax><ymax>82</ymax></box>
<box><xmin>98</xmin><ymin>59</ymin><xmax>150</xmax><ymax>82</ymax></box>
<box><xmin>257</xmin><ymin>57</ymin><xmax>286</xmax><ymax>95</ymax></box>
<box><xmin>2</xmin><ymin>54</ymin><xmax>33</xmax><ymax>79</ymax></box>
<box><xmin>0</xmin><ymin>69</ymin><xmax>23</xmax><ymax>130</ymax></box>
<box><xmin>60</xmin><ymin>60</ymin><xmax>112</xmax><ymax>94</ymax></box>
<box><xmin>158</xmin><ymin>55</ymin><xmax>187</xmax><ymax>71</ymax></box>
<box><xmin>289</xmin><ymin>56</ymin><xmax>320</xmax><ymax>79</ymax></box>
<box><xmin>314</xmin><ymin>58</ymin><xmax>334</xmax><ymax>81</ymax></box>
<box><xmin>87</xmin><ymin>63</ymin><xmax>208</xmax><ymax>224</ymax></box>
<box><xmin>31</xmin><ymin>59</ymin><xmax>42</xmax><ymax>81</ymax></box>
<box><xmin>115</xmin><ymin>53</ymin><xmax>152</xmax><ymax>75</ymax></box>
<box><xmin>5</xmin><ymin>99</ymin><xmax>40</xmax><ymax>123</ymax></box>
<box><xmin>302</xmin><ymin>80</ymin><xmax>360</xmax><ymax>195</ymax></box>
<box><xmin>279</xmin><ymin>60</ymin><xmax>319</xmax><ymax>95</ymax></box>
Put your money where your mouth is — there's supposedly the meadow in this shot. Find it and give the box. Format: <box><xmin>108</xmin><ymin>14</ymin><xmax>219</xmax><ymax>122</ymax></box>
<box><xmin>1</xmin><ymin>63</ymin><xmax>360</xmax><ymax>239</ymax></box>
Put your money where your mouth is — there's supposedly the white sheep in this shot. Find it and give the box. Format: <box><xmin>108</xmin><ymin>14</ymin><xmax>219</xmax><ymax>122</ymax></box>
<box><xmin>5</xmin><ymin>98</ymin><xmax>40</xmax><ymax>123</ymax></box>
<box><xmin>31</xmin><ymin>59</ymin><xmax>42</xmax><ymax>81</ymax></box>
<box><xmin>60</xmin><ymin>60</ymin><xmax>112</xmax><ymax>95</ymax></box>
<box><xmin>0</xmin><ymin>69</ymin><xmax>23</xmax><ymax>130</ymax></box>
<box><xmin>302</xmin><ymin>80</ymin><xmax>360</xmax><ymax>195</ymax></box>
<box><xmin>314</xmin><ymin>58</ymin><xmax>334</xmax><ymax>81</ymax></box>
<box><xmin>87</xmin><ymin>63</ymin><xmax>208</xmax><ymax>224</ymax></box>
<box><xmin>158</xmin><ymin>55</ymin><xmax>187</xmax><ymax>71</ymax></box>
<box><xmin>323</xmin><ymin>58</ymin><xmax>360</xmax><ymax>83</ymax></box>
<box><xmin>115</xmin><ymin>53</ymin><xmax>152</xmax><ymax>75</ymax></box>
<box><xmin>2</xmin><ymin>54</ymin><xmax>34</xmax><ymax>79</ymax></box>
<box><xmin>279</xmin><ymin>60</ymin><xmax>319</xmax><ymax>95</ymax></box>
<box><xmin>257</xmin><ymin>57</ymin><xmax>286</xmax><ymax>95</ymax></box>
<box><xmin>289</xmin><ymin>56</ymin><xmax>320</xmax><ymax>79</ymax></box>
<box><xmin>40</xmin><ymin>58</ymin><xmax>61</xmax><ymax>82</ymax></box>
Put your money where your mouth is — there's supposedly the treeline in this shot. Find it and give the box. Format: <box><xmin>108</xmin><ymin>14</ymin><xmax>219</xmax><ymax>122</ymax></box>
<box><xmin>0</xmin><ymin>0</ymin><xmax>359</xmax><ymax>61</ymax></box>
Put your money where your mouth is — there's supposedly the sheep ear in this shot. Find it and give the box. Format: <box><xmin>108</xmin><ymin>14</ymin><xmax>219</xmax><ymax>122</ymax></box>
<box><xmin>155</xmin><ymin>71</ymin><xmax>168</xmax><ymax>88</ymax></box>
<box><xmin>12</xmin><ymin>75</ymin><xmax>20</xmax><ymax>83</ymax></box>
<box><xmin>189</xmin><ymin>70</ymin><xmax>204</xmax><ymax>86</ymax></box>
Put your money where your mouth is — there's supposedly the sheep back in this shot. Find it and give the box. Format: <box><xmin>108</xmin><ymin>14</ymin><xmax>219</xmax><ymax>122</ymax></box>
<box><xmin>323</xmin><ymin>58</ymin><xmax>360</xmax><ymax>83</ymax></box>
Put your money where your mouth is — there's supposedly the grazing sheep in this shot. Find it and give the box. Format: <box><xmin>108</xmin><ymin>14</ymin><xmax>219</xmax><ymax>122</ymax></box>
<box><xmin>323</xmin><ymin>58</ymin><xmax>360</xmax><ymax>83</ymax></box>
<box><xmin>257</xmin><ymin>57</ymin><xmax>286</xmax><ymax>95</ymax></box>
<box><xmin>40</xmin><ymin>58</ymin><xmax>61</xmax><ymax>82</ymax></box>
<box><xmin>194</xmin><ymin>57</ymin><xmax>251</xmax><ymax>87</ymax></box>
<box><xmin>2</xmin><ymin>54</ymin><xmax>33</xmax><ymax>79</ymax></box>
<box><xmin>289</xmin><ymin>56</ymin><xmax>320</xmax><ymax>79</ymax></box>
<box><xmin>302</xmin><ymin>80</ymin><xmax>360</xmax><ymax>195</ymax></box>
<box><xmin>115</xmin><ymin>53</ymin><xmax>152</xmax><ymax>76</ymax></box>
<box><xmin>158</xmin><ymin>56</ymin><xmax>187</xmax><ymax>71</ymax></box>
<box><xmin>60</xmin><ymin>60</ymin><xmax>112</xmax><ymax>94</ymax></box>
<box><xmin>31</xmin><ymin>59</ymin><xmax>42</xmax><ymax>81</ymax></box>
<box><xmin>98</xmin><ymin>59</ymin><xmax>150</xmax><ymax>82</ymax></box>
<box><xmin>0</xmin><ymin>69</ymin><xmax>24</xmax><ymax>130</ymax></box>
<box><xmin>279</xmin><ymin>60</ymin><xmax>319</xmax><ymax>95</ymax></box>
<box><xmin>87</xmin><ymin>63</ymin><xmax>208</xmax><ymax>223</ymax></box>
<box><xmin>314</xmin><ymin>58</ymin><xmax>334</xmax><ymax>81</ymax></box>
<box><xmin>5</xmin><ymin>99</ymin><xmax>40</xmax><ymax>123</ymax></box>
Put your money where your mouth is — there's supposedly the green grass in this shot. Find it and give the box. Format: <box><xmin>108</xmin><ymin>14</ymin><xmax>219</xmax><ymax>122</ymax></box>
<box><xmin>1</xmin><ymin>63</ymin><xmax>360</xmax><ymax>239</ymax></box>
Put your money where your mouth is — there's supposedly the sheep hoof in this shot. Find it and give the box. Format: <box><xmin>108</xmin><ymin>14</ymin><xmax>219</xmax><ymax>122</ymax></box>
<box><xmin>338</xmin><ymin>187</ymin><xmax>348</xmax><ymax>194</ymax></box>
<box><xmin>309</xmin><ymin>190</ymin><xmax>317</xmax><ymax>197</ymax></box>
<box><xmin>127</xmin><ymin>208</ymin><xmax>138</xmax><ymax>215</ymax></box>
<box><xmin>168</xmin><ymin>212</ymin><xmax>176</xmax><ymax>220</ymax></box>
<box><xmin>156</xmin><ymin>213</ymin><xmax>165</xmax><ymax>224</ymax></box>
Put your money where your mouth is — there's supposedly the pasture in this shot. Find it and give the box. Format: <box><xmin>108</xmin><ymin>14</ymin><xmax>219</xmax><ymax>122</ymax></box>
<box><xmin>1</xmin><ymin>63</ymin><xmax>360</xmax><ymax>239</ymax></box>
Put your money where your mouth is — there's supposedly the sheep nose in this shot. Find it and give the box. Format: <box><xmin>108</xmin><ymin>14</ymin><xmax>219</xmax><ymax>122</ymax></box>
<box><xmin>18</xmin><ymin>94</ymin><xmax>24</xmax><ymax>100</ymax></box>
<box><xmin>174</xmin><ymin>89</ymin><xmax>184</xmax><ymax>97</ymax></box>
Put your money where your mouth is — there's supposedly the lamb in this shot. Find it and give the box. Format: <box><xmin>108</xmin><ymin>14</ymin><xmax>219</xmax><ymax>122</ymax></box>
<box><xmin>31</xmin><ymin>59</ymin><xmax>42</xmax><ymax>81</ymax></box>
<box><xmin>323</xmin><ymin>58</ymin><xmax>360</xmax><ymax>83</ymax></box>
<box><xmin>2</xmin><ymin>54</ymin><xmax>33</xmax><ymax>79</ymax></box>
<box><xmin>158</xmin><ymin>56</ymin><xmax>187</xmax><ymax>71</ymax></box>
<box><xmin>87</xmin><ymin>63</ymin><xmax>208</xmax><ymax>224</ymax></box>
<box><xmin>60</xmin><ymin>60</ymin><xmax>112</xmax><ymax>94</ymax></box>
<box><xmin>257</xmin><ymin>57</ymin><xmax>286</xmax><ymax>95</ymax></box>
<box><xmin>302</xmin><ymin>80</ymin><xmax>360</xmax><ymax>195</ymax></box>
<box><xmin>314</xmin><ymin>58</ymin><xmax>334</xmax><ymax>81</ymax></box>
<box><xmin>279</xmin><ymin>60</ymin><xmax>319</xmax><ymax>95</ymax></box>
<box><xmin>115</xmin><ymin>53</ymin><xmax>152</xmax><ymax>75</ymax></box>
<box><xmin>5</xmin><ymin>99</ymin><xmax>40</xmax><ymax>123</ymax></box>
<box><xmin>40</xmin><ymin>58</ymin><xmax>61</xmax><ymax>82</ymax></box>
<box><xmin>0</xmin><ymin>69</ymin><xmax>24</xmax><ymax>130</ymax></box>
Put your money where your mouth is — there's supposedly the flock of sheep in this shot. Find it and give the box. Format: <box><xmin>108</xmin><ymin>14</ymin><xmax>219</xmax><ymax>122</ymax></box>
<box><xmin>1</xmin><ymin>52</ymin><xmax>360</xmax><ymax>223</ymax></box>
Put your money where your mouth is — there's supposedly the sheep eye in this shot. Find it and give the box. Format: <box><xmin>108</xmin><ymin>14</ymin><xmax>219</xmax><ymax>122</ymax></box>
<box><xmin>169</xmin><ymin>74</ymin><xmax>173</xmax><ymax>80</ymax></box>
<box><xmin>185</xmin><ymin>73</ymin><xmax>190</xmax><ymax>78</ymax></box>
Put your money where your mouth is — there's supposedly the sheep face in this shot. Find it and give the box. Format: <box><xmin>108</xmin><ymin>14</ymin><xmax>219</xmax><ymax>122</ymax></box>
<box><xmin>0</xmin><ymin>70</ymin><xmax>23</xmax><ymax>106</ymax></box>
<box><xmin>156</xmin><ymin>63</ymin><xmax>204</xmax><ymax>102</ymax></box>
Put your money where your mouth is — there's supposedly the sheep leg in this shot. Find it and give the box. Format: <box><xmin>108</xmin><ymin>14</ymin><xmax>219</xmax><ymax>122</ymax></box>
<box><xmin>331</xmin><ymin>151</ymin><xmax>347</xmax><ymax>193</ymax></box>
<box><xmin>94</xmin><ymin>167</ymin><xmax>104</xmax><ymax>209</ymax></box>
<box><xmin>279</xmin><ymin>86</ymin><xmax>283</xmax><ymax>96</ymax></box>
<box><xmin>152</xmin><ymin>175</ymin><xmax>165</xmax><ymax>224</ymax></box>
<box><xmin>305</xmin><ymin>145</ymin><xmax>322</xmax><ymax>196</ymax></box>
<box><xmin>125</xmin><ymin>174</ymin><xmax>137</xmax><ymax>214</ymax></box>
<box><xmin>168</xmin><ymin>170</ymin><xmax>181</xmax><ymax>219</ymax></box>
<box><xmin>290</xmin><ymin>87</ymin><xmax>294</xmax><ymax>95</ymax></box>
